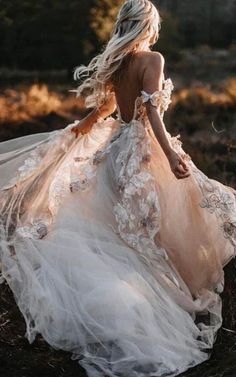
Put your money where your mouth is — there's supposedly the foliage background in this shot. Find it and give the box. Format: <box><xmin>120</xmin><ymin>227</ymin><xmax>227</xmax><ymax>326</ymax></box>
<box><xmin>0</xmin><ymin>0</ymin><xmax>235</xmax><ymax>70</ymax></box>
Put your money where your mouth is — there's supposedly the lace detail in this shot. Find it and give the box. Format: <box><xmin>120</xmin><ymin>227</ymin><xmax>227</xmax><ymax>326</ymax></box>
<box><xmin>69</xmin><ymin>161</ymin><xmax>98</xmax><ymax>193</ymax></box>
<box><xmin>113</xmin><ymin>120</ymin><xmax>169</xmax><ymax>262</ymax></box>
<box><xmin>16</xmin><ymin>221</ymin><xmax>48</xmax><ymax>240</ymax></box>
<box><xmin>168</xmin><ymin>133</ymin><xmax>192</xmax><ymax>162</ymax></box>
<box><xmin>116</xmin><ymin>77</ymin><xmax>174</xmax><ymax>125</ymax></box>
<box><xmin>168</xmin><ymin>133</ymin><xmax>236</xmax><ymax>248</ymax></box>
<box><xmin>141</xmin><ymin>78</ymin><xmax>174</xmax><ymax>115</ymax></box>
<box><xmin>2</xmin><ymin>118</ymin><xmax>117</xmax><ymax>241</ymax></box>
<box><xmin>8</xmin><ymin>121</ymin><xmax>77</xmax><ymax>188</ymax></box>
<box><xmin>192</xmin><ymin>166</ymin><xmax>236</xmax><ymax>247</ymax></box>
<box><xmin>48</xmin><ymin>118</ymin><xmax>119</xmax><ymax>220</ymax></box>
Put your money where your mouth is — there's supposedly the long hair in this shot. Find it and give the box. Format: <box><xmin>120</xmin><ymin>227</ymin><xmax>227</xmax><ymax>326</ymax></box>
<box><xmin>73</xmin><ymin>0</ymin><xmax>161</xmax><ymax>108</ymax></box>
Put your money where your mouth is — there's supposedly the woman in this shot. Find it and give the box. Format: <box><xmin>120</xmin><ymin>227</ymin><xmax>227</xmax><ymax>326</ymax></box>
<box><xmin>0</xmin><ymin>0</ymin><xmax>235</xmax><ymax>376</ymax></box>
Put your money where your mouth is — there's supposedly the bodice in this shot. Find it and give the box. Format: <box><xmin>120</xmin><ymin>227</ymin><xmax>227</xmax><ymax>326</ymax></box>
<box><xmin>116</xmin><ymin>77</ymin><xmax>174</xmax><ymax>125</ymax></box>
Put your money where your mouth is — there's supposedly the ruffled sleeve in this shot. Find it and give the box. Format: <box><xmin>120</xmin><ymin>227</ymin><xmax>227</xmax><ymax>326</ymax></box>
<box><xmin>140</xmin><ymin>78</ymin><xmax>174</xmax><ymax>112</ymax></box>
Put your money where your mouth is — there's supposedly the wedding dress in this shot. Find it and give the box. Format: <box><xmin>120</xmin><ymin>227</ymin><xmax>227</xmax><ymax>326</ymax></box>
<box><xmin>0</xmin><ymin>77</ymin><xmax>236</xmax><ymax>377</ymax></box>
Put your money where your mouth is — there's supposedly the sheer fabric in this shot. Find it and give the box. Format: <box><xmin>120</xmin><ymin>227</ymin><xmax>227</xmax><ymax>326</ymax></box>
<box><xmin>0</xmin><ymin>78</ymin><xmax>236</xmax><ymax>377</ymax></box>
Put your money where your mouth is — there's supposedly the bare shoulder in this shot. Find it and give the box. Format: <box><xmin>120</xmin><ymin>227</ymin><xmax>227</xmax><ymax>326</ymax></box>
<box><xmin>134</xmin><ymin>51</ymin><xmax>165</xmax><ymax>84</ymax></box>
<box><xmin>136</xmin><ymin>51</ymin><xmax>165</xmax><ymax>92</ymax></box>
<box><xmin>146</xmin><ymin>51</ymin><xmax>165</xmax><ymax>64</ymax></box>
<box><xmin>135</xmin><ymin>51</ymin><xmax>165</xmax><ymax>70</ymax></box>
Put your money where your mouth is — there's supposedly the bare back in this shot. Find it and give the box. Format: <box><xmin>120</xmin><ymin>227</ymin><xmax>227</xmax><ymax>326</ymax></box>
<box><xmin>112</xmin><ymin>51</ymin><xmax>164</xmax><ymax>123</ymax></box>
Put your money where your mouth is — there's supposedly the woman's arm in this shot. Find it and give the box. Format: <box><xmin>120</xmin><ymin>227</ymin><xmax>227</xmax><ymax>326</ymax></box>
<box><xmin>142</xmin><ymin>52</ymin><xmax>190</xmax><ymax>179</ymax></box>
<box><xmin>71</xmin><ymin>92</ymin><xmax>117</xmax><ymax>138</ymax></box>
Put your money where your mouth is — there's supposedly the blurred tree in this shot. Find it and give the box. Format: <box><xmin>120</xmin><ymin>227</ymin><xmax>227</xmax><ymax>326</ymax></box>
<box><xmin>156</xmin><ymin>10</ymin><xmax>183</xmax><ymax>60</ymax></box>
<box><xmin>157</xmin><ymin>0</ymin><xmax>236</xmax><ymax>48</ymax></box>
<box><xmin>89</xmin><ymin>0</ymin><xmax>122</xmax><ymax>45</ymax></box>
<box><xmin>0</xmin><ymin>0</ymin><xmax>94</xmax><ymax>70</ymax></box>
<box><xmin>0</xmin><ymin>0</ymin><xmax>235</xmax><ymax>71</ymax></box>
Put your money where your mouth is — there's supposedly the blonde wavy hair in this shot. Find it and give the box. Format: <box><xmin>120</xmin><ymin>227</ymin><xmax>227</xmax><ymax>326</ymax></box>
<box><xmin>73</xmin><ymin>0</ymin><xmax>161</xmax><ymax>108</ymax></box>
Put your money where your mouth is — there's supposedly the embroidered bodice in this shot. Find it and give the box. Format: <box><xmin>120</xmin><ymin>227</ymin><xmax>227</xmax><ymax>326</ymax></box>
<box><xmin>116</xmin><ymin>77</ymin><xmax>174</xmax><ymax>125</ymax></box>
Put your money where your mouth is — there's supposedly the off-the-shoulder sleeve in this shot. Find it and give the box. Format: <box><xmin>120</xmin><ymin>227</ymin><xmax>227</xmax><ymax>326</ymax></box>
<box><xmin>140</xmin><ymin>78</ymin><xmax>174</xmax><ymax>111</ymax></box>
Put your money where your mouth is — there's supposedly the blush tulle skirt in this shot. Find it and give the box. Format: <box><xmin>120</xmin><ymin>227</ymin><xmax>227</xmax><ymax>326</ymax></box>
<box><xmin>0</xmin><ymin>116</ymin><xmax>235</xmax><ymax>377</ymax></box>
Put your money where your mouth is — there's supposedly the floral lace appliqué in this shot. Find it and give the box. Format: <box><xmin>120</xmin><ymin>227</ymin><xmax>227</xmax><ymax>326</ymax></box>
<box><xmin>113</xmin><ymin>121</ymin><xmax>169</xmax><ymax>262</ymax></box>
<box><xmin>192</xmin><ymin>167</ymin><xmax>236</xmax><ymax>247</ymax></box>
<box><xmin>141</xmin><ymin>78</ymin><xmax>174</xmax><ymax>118</ymax></box>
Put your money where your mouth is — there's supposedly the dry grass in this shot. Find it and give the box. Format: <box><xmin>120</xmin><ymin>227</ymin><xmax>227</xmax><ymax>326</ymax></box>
<box><xmin>165</xmin><ymin>78</ymin><xmax>236</xmax><ymax>186</ymax></box>
<box><xmin>0</xmin><ymin>84</ymin><xmax>87</xmax><ymax>141</ymax></box>
<box><xmin>174</xmin><ymin>78</ymin><xmax>236</xmax><ymax>107</ymax></box>
<box><xmin>0</xmin><ymin>84</ymin><xmax>86</xmax><ymax>125</ymax></box>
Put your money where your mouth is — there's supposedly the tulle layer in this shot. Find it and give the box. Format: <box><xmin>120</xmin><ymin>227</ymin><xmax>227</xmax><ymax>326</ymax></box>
<box><xmin>0</xmin><ymin>116</ymin><xmax>236</xmax><ymax>377</ymax></box>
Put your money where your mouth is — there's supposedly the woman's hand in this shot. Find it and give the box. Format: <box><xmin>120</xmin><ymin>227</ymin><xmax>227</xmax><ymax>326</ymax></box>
<box><xmin>71</xmin><ymin>120</ymin><xmax>91</xmax><ymax>138</ymax></box>
<box><xmin>71</xmin><ymin>92</ymin><xmax>117</xmax><ymax>138</ymax></box>
<box><xmin>98</xmin><ymin>92</ymin><xmax>117</xmax><ymax>119</ymax></box>
<box><xmin>167</xmin><ymin>150</ymin><xmax>191</xmax><ymax>179</ymax></box>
